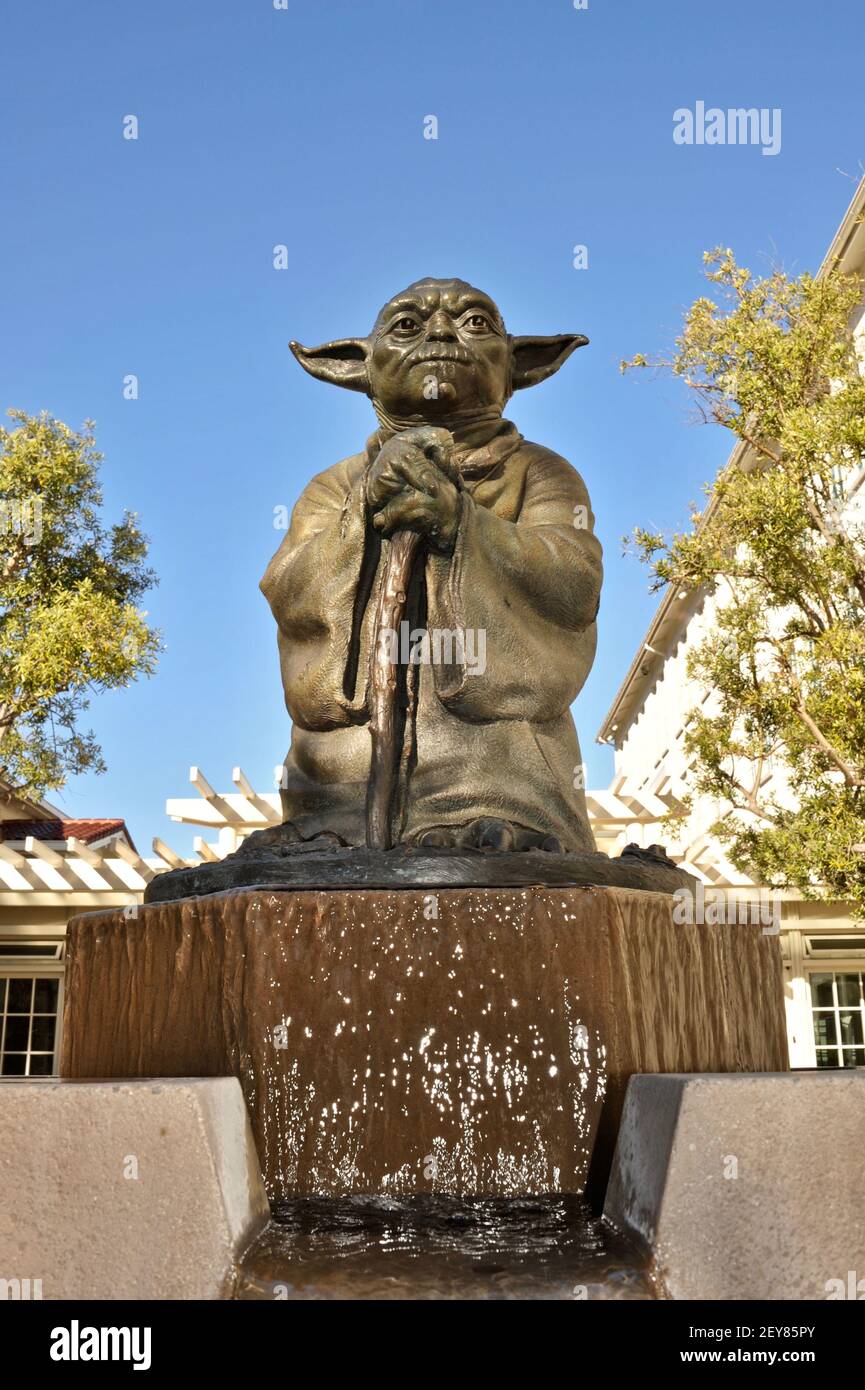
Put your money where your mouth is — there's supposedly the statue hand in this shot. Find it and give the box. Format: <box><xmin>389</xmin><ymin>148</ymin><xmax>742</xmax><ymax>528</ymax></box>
<box><xmin>366</xmin><ymin>427</ymin><xmax>461</xmax><ymax>552</ymax></box>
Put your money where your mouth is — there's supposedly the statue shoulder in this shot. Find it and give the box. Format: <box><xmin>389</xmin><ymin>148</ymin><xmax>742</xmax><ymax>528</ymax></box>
<box><xmin>297</xmin><ymin>451</ymin><xmax>367</xmax><ymax>510</ymax></box>
<box><xmin>515</xmin><ymin>439</ymin><xmax>592</xmax><ymax>502</ymax></box>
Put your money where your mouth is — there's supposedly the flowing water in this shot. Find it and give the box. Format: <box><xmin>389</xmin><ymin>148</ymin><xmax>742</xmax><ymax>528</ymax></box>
<box><xmin>236</xmin><ymin>1193</ymin><xmax>656</xmax><ymax>1300</ymax></box>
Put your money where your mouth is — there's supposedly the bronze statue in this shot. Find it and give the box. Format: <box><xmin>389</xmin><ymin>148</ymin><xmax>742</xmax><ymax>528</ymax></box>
<box><xmin>144</xmin><ymin>280</ymin><xmax>692</xmax><ymax>900</ymax></box>
<box><xmin>260</xmin><ymin>279</ymin><xmax>603</xmax><ymax>854</ymax></box>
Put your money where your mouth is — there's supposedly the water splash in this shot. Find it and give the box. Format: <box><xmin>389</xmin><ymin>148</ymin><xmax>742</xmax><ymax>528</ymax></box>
<box><xmin>236</xmin><ymin>1194</ymin><xmax>655</xmax><ymax>1301</ymax></box>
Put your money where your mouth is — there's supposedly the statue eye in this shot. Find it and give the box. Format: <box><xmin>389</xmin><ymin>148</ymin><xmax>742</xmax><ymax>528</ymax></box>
<box><xmin>465</xmin><ymin>314</ymin><xmax>491</xmax><ymax>332</ymax></box>
<box><xmin>393</xmin><ymin>317</ymin><xmax>420</xmax><ymax>334</ymax></box>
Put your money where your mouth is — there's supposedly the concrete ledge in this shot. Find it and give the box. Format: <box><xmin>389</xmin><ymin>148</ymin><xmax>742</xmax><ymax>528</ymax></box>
<box><xmin>604</xmin><ymin>1073</ymin><xmax>865</xmax><ymax>1301</ymax></box>
<box><xmin>0</xmin><ymin>1078</ymin><xmax>269</xmax><ymax>1300</ymax></box>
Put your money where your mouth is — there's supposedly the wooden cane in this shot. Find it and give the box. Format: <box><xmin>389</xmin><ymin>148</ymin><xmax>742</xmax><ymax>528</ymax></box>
<box><xmin>366</xmin><ymin>528</ymin><xmax>422</xmax><ymax>849</ymax></box>
<box><xmin>365</xmin><ymin>426</ymin><xmax>457</xmax><ymax>850</ymax></box>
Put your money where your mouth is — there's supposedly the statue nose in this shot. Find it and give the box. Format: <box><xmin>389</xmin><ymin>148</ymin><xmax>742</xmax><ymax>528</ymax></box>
<box><xmin>426</xmin><ymin>311</ymin><xmax>457</xmax><ymax>341</ymax></box>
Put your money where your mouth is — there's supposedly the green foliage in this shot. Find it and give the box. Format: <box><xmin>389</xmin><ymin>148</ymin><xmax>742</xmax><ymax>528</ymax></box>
<box><xmin>623</xmin><ymin>249</ymin><xmax>865</xmax><ymax>915</ymax></box>
<box><xmin>0</xmin><ymin>409</ymin><xmax>160</xmax><ymax>797</ymax></box>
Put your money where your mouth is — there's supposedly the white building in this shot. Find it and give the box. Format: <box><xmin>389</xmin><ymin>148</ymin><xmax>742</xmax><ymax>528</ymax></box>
<box><xmin>0</xmin><ymin>780</ymin><xmax>165</xmax><ymax>1077</ymax></box>
<box><xmin>596</xmin><ymin>175</ymin><xmax>865</xmax><ymax>1071</ymax></box>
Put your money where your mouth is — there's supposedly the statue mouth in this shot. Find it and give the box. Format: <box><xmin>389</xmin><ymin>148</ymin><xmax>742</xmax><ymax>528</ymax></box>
<box><xmin>409</xmin><ymin>347</ymin><xmax>472</xmax><ymax>366</ymax></box>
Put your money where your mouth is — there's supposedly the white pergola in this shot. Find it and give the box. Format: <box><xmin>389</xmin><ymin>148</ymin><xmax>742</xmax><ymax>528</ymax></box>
<box><xmin>0</xmin><ymin>832</ymin><xmax>163</xmax><ymax>909</ymax></box>
<box><xmin>162</xmin><ymin>764</ymin><xmax>762</xmax><ymax>892</ymax></box>
<box><xmin>0</xmin><ymin>763</ymin><xmax>770</xmax><ymax>910</ymax></box>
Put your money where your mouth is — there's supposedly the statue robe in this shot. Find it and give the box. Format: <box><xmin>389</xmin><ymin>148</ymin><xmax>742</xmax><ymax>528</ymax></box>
<box><xmin>260</xmin><ymin>419</ymin><xmax>603</xmax><ymax>851</ymax></box>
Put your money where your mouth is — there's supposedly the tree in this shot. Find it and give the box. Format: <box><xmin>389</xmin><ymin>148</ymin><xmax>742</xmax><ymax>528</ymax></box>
<box><xmin>623</xmin><ymin>249</ymin><xmax>865</xmax><ymax>916</ymax></box>
<box><xmin>0</xmin><ymin>409</ymin><xmax>160</xmax><ymax>799</ymax></box>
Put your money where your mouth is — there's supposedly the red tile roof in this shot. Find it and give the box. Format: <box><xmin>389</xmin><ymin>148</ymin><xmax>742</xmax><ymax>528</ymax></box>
<box><xmin>0</xmin><ymin>818</ymin><xmax>136</xmax><ymax>852</ymax></box>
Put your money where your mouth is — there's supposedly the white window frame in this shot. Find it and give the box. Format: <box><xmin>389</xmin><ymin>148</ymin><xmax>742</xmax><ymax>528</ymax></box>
<box><xmin>805</xmin><ymin>962</ymin><xmax>865</xmax><ymax>1070</ymax></box>
<box><xmin>0</xmin><ymin>944</ymin><xmax>66</xmax><ymax>1077</ymax></box>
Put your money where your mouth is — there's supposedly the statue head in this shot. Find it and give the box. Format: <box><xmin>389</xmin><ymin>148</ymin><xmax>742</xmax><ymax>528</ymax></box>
<box><xmin>290</xmin><ymin>278</ymin><xmax>587</xmax><ymax>425</ymax></box>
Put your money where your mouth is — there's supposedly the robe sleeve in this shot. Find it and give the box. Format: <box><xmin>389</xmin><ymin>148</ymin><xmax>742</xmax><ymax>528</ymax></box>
<box><xmin>425</xmin><ymin>448</ymin><xmax>602</xmax><ymax>722</ymax></box>
<box><xmin>260</xmin><ymin>460</ymin><xmax>377</xmax><ymax>730</ymax></box>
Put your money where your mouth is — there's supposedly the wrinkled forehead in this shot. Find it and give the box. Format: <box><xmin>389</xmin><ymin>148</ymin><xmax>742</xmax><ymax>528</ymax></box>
<box><xmin>373</xmin><ymin>280</ymin><xmax>505</xmax><ymax>333</ymax></box>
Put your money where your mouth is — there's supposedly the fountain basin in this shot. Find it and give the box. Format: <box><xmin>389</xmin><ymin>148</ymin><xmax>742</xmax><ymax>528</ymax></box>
<box><xmin>61</xmin><ymin>885</ymin><xmax>787</xmax><ymax>1202</ymax></box>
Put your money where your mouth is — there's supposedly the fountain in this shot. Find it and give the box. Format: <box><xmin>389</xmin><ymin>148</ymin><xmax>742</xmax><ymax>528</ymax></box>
<box><xmin>61</xmin><ymin>279</ymin><xmax>787</xmax><ymax>1213</ymax></box>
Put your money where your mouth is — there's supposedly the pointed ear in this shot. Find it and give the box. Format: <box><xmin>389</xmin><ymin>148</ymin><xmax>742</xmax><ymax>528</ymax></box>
<box><xmin>510</xmin><ymin>333</ymin><xmax>589</xmax><ymax>391</ymax></box>
<box><xmin>289</xmin><ymin>337</ymin><xmax>370</xmax><ymax>393</ymax></box>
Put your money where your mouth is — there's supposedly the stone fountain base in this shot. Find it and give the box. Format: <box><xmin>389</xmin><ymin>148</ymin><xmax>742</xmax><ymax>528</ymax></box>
<box><xmin>61</xmin><ymin>885</ymin><xmax>787</xmax><ymax>1203</ymax></box>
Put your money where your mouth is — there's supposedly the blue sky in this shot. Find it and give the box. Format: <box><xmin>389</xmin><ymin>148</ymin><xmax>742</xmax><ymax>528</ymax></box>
<box><xmin>2</xmin><ymin>0</ymin><xmax>863</xmax><ymax>854</ymax></box>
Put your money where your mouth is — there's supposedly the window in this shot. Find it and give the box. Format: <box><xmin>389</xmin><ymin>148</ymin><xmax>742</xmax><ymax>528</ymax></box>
<box><xmin>0</xmin><ymin>977</ymin><xmax>61</xmax><ymax>1075</ymax></box>
<box><xmin>809</xmin><ymin>971</ymin><xmax>865</xmax><ymax>1068</ymax></box>
<box><xmin>805</xmin><ymin>936</ymin><xmax>865</xmax><ymax>958</ymax></box>
<box><xmin>0</xmin><ymin>939</ymin><xmax>64</xmax><ymax>1076</ymax></box>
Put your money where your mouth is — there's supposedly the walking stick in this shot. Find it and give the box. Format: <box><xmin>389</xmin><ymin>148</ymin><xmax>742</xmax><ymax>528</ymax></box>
<box><xmin>366</xmin><ymin>527</ymin><xmax>421</xmax><ymax>849</ymax></box>
<box><xmin>365</xmin><ymin>426</ymin><xmax>457</xmax><ymax>850</ymax></box>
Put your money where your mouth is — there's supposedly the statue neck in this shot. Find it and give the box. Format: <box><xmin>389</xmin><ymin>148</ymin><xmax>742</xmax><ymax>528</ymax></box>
<box><xmin>372</xmin><ymin>403</ymin><xmax>505</xmax><ymax>448</ymax></box>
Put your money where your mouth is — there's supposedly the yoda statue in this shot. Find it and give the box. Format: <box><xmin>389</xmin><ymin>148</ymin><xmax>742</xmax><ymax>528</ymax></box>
<box><xmin>260</xmin><ymin>279</ymin><xmax>603</xmax><ymax>856</ymax></box>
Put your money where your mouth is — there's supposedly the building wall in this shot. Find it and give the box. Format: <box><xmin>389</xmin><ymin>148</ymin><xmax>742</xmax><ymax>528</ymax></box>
<box><xmin>598</xmin><ymin>181</ymin><xmax>865</xmax><ymax>1072</ymax></box>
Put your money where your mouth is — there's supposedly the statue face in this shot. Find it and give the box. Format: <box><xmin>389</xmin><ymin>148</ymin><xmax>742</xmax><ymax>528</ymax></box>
<box><xmin>289</xmin><ymin>280</ymin><xmax>587</xmax><ymax>412</ymax></box>
<box><xmin>368</xmin><ymin>280</ymin><xmax>511</xmax><ymax>418</ymax></box>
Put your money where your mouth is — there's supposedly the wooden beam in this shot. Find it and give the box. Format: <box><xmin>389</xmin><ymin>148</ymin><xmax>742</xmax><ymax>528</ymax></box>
<box><xmin>617</xmin><ymin>791</ymin><xmax>673</xmax><ymax>821</ymax></box>
<box><xmin>67</xmin><ymin>837</ymin><xmax>134</xmax><ymax>891</ymax></box>
<box><xmin>646</xmin><ymin>770</ymin><xmax>688</xmax><ymax>807</ymax></box>
<box><xmin>584</xmin><ymin>791</ymin><xmax>636</xmax><ymax>822</ymax></box>
<box><xmin>0</xmin><ymin>841</ymin><xmax>28</xmax><ymax>869</ymax></box>
<box><xmin>112</xmin><ymin>837</ymin><xmax>155</xmax><ymax>884</ymax></box>
<box><xmin>166</xmin><ymin>793</ymin><xmax>281</xmax><ymax>828</ymax></box>
<box><xmin>152</xmin><ymin>837</ymin><xmax>186</xmax><ymax>869</ymax></box>
<box><xmin>0</xmin><ymin>847</ymin><xmax>34</xmax><ymax>891</ymax></box>
<box><xmin>25</xmin><ymin>835</ymin><xmax>66</xmax><ymax>870</ymax></box>
<box><xmin>0</xmin><ymin>889</ymin><xmax>143</xmax><ymax>908</ymax></box>
<box><xmin>194</xmin><ymin>836</ymin><xmax>220</xmax><ymax>864</ymax></box>
<box><xmin>189</xmin><ymin>767</ymin><xmax>240</xmax><ymax>824</ymax></box>
<box><xmin>584</xmin><ymin>789</ymin><xmax>673</xmax><ymax>824</ymax></box>
<box><xmin>190</xmin><ymin>765</ymin><xmax>217</xmax><ymax>800</ymax></box>
<box><xmin>67</xmin><ymin>835</ymin><xmax>109</xmax><ymax>868</ymax></box>
<box><xmin>231</xmin><ymin>766</ymin><xmax>257</xmax><ymax>800</ymax></box>
<box><xmin>22</xmin><ymin>837</ymin><xmax>73</xmax><ymax>890</ymax></box>
<box><xmin>166</xmin><ymin>800</ymin><xmax>225</xmax><ymax>826</ymax></box>
<box><xmin>683</xmin><ymin>833</ymin><xmax>714</xmax><ymax>864</ymax></box>
<box><xmin>232</xmin><ymin>767</ymin><xmax>280</xmax><ymax>825</ymax></box>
